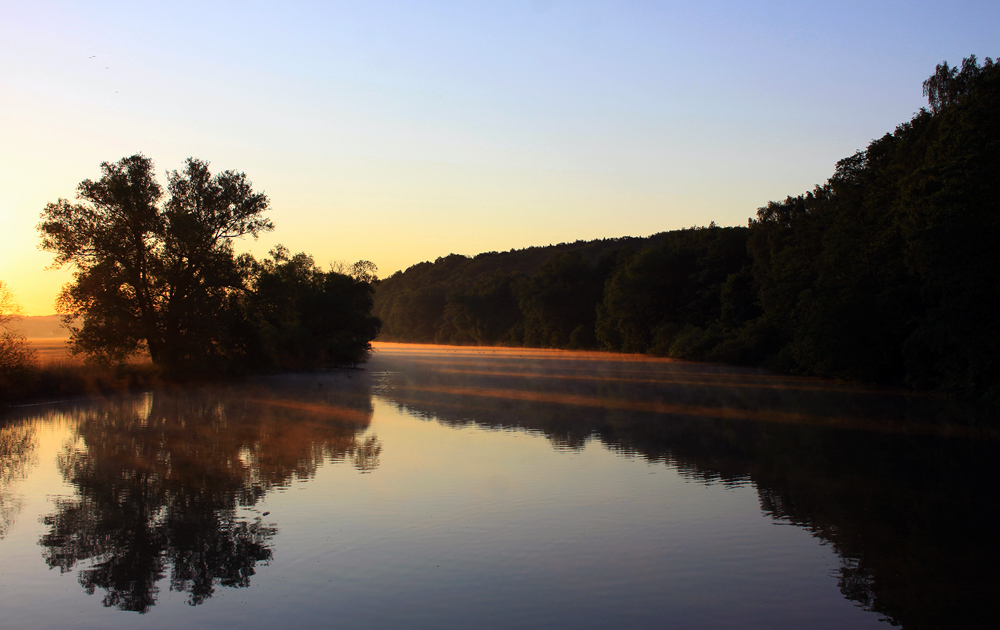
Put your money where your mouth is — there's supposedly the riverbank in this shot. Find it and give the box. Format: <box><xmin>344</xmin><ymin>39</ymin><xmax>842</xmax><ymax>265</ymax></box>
<box><xmin>0</xmin><ymin>358</ymin><xmax>161</xmax><ymax>407</ymax></box>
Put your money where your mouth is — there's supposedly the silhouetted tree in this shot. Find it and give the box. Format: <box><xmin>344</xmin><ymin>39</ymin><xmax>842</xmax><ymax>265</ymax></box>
<box><xmin>253</xmin><ymin>247</ymin><xmax>382</xmax><ymax>368</ymax></box>
<box><xmin>38</xmin><ymin>155</ymin><xmax>272</xmax><ymax>374</ymax></box>
<box><xmin>596</xmin><ymin>226</ymin><xmax>748</xmax><ymax>357</ymax></box>
<box><xmin>440</xmin><ymin>272</ymin><xmax>525</xmax><ymax>345</ymax></box>
<box><xmin>372</xmin><ymin>56</ymin><xmax>1000</xmax><ymax>402</ymax></box>
<box><xmin>923</xmin><ymin>55</ymin><xmax>996</xmax><ymax>113</ymax></box>
<box><xmin>519</xmin><ymin>252</ymin><xmax>602</xmax><ymax>348</ymax></box>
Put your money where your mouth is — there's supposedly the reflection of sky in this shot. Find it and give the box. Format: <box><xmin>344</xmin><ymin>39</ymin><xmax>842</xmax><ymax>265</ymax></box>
<box><xmin>4</xmin><ymin>344</ymin><xmax>996</xmax><ymax>627</ymax></box>
<box><xmin>3</xmin><ymin>1</ymin><xmax>999</xmax><ymax>315</ymax></box>
<box><xmin>372</xmin><ymin>343</ymin><xmax>994</xmax><ymax>437</ymax></box>
<box><xmin>0</xmin><ymin>396</ymin><xmax>885</xmax><ymax>628</ymax></box>
<box><xmin>267</xmin><ymin>398</ymin><xmax>885</xmax><ymax>629</ymax></box>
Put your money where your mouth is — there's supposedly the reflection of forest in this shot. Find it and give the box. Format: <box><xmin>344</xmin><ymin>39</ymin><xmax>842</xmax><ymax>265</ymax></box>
<box><xmin>35</xmin><ymin>372</ymin><xmax>377</xmax><ymax>613</ymax></box>
<box><xmin>371</xmin><ymin>348</ymin><xmax>1000</xmax><ymax>630</ymax></box>
<box><xmin>0</xmin><ymin>418</ymin><xmax>36</xmax><ymax>539</ymax></box>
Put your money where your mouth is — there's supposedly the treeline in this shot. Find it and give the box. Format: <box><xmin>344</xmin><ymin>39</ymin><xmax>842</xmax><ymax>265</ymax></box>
<box><xmin>27</xmin><ymin>154</ymin><xmax>381</xmax><ymax>384</ymax></box>
<box><xmin>375</xmin><ymin>55</ymin><xmax>1000</xmax><ymax>402</ymax></box>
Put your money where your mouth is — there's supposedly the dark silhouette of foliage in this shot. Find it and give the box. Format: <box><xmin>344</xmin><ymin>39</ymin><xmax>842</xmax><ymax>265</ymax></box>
<box><xmin>373</xmin><ymin>237</ymin><xmax>651</xmax><ymax>345</ymax></box>
<box><xmin>0</xmin><ymin>281</ymin><xmax>35</xmax><ymax>392</ymax></box>
<box><xmin>439</xmin><ymin>272</ymin><xmax>526</xmax><ymax>345</ymax></box>
<box><xmin>38</xmin><ymin>156</ymin><xmax>381</xmax><ymax>376</ymax></box>
<box><xmin>923</xmin><ymin>55</ymin><xmax>996</xmax><ymax>113</ymax></box>
<box><xmin>735</xmin><ymin>54</ymin><xmax>1000</xmax><ymax>401</ymax></box>
<box><xmin>373</xmin><ymin>55</ymin><xmax>1000</xmax><ymax>404</ymax></box>
<box><xmin>519</xmin><ymin>251</ymin><xmax>605</xmax><ymax>348</ymax></box>
<box><xmin>252</xmin><ymin>247</ymin><xmax>382</xmax><ymax>368</ymax></box>
<box><xmin>38</xmin><ymin>155</ymin><xmax>272</xmax><ymax>375</ymax></box>
<box><xmin>597</xmin><ymin>225</ymin><xmax>749</xmax><ymax>357</ymax></box>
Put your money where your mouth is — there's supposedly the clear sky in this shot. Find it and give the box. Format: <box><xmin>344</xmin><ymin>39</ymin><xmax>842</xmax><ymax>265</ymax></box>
<box><xmin>2</xmin><ymin>1</ymin><xmax>997</xmax><ymax>315</ymax></box>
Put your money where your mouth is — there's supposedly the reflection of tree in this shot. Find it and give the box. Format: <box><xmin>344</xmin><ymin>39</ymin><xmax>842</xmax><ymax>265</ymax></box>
<box><xmin>373</xmin><ymin>350</ymin><xmax>1000</xmax><ymax>630</ymax></box>
<box><xmin>39</xmin><ymin>373</ymin><xmax>377</xmax><ymax>613</ymax></box>
<box><xmin>352</xmin><ymin>434</ymin><xmax>382</xmax><ymax>472</ymax></box>
<box><xmin>0</xmin><ymin>419</ymin><xmax>37</xmax><ymax>538</ymax></box>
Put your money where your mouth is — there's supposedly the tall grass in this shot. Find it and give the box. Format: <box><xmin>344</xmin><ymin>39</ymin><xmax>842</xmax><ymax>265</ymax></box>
<box><xmin>0</xmin><ymin>359</ymin><xmax>162</xmax><ymax>406</ymax></box>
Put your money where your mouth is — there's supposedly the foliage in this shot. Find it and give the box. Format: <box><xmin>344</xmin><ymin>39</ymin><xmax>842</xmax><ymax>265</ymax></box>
<box><xmin>923</xmin><ymin>54</ymin><xmax>996</xmax><ymax>113</ymax></box>
<box><xmin>38</xmin><ymin>156</ymin><xmax>382</xmax><ymax>376</ymax></box>
<box><xmin>374</xmin><ymin>239</ymin><xmax>647</xmax><ymax>346</ymax></box>
<box><xmin>252</xmin><ymin>247</ymin><xmax>382</xmax><ymax>368</ymax></box>
<box><xmin>372</xmin><ymin>55</ymin><xmax>1000</xmax><ymax>403</ymax></box>
<box><xmin>728</xmin><ymin>54</ymin><xmax>1000</xmax><ymax>399</ymax></box>
<box><xmin>597</xmin><ymin>225</ymin><xmax>749</xmax><ymax>357</ymax></box>
<box><xmin>519</xmin><ymin>251</ymin><xmax>605</xmax><ymax>348</ymax></box>
<box><xmin>0</xmin><ymin>281</ymin><xmax>36</xmax><ymax>390</ymax></box>
<box><xmin>38</xmin><ymin>155</ymin><xmax>272</xmax><ymax>375</ymax></box>
<box><xmin>439</xmin><ymin>272</ymin><xmax>525</xmax><ymax>345</ymax></box>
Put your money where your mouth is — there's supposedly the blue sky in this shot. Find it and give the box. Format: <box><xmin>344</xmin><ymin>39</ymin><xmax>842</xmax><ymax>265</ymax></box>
<box><xmin>2</xmin><ymin>1</ymin><xmax>997</xmax><ymax>314</ymax></box>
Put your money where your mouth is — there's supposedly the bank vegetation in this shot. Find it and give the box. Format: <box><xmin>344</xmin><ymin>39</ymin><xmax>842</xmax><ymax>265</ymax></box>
<box><xmin>374</xmin><ymin>56</ymin><xmax>1000</xmax><ymax>404</ymax></box>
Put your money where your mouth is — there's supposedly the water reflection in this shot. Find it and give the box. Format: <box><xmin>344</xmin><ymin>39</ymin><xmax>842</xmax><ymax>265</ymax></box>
<box><xmin>370</xmin><ymin>345</ymin><xmax>1000</xmax><ymax>630</ymax></box>
<box><xmin>0</xmin><ymin>418</ymin><xmax>36</xmax><ymax>538</ymax></box>
<box><xmin>36</xmin><ymin>372</ymin><xmax>377</xmax><ymax>613</ymax></box>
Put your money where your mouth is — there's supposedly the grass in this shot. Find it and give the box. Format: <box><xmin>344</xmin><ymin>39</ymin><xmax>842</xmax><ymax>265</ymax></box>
<box><xmin>1</xmin><ymin>338</ymin><xmax>161</xmax><ymax>406</ymax></box>
<box><xmin>25</xmin><ymin>337</ymin><xmax>79</xmax><ymax>365</ymax></box>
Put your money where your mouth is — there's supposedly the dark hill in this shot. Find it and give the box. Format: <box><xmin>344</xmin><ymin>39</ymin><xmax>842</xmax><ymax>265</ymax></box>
<box><xmin>373</xmin><ymin>56</ymin><xmax>1000</xmax><ymax>405</ymax></box>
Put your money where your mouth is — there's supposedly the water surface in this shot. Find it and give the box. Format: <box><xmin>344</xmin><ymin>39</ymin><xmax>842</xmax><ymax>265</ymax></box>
<box><xmin>1</xmin><ymin>343</ymin><xmax>996</xmax><ymax>629</ymax></box>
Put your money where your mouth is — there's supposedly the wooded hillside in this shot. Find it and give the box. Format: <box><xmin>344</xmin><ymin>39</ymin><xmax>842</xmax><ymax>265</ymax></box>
<box><xmin>375</xmin><ymin>56</ymin><xmax>999</xmax><ymax>402</ymax></box>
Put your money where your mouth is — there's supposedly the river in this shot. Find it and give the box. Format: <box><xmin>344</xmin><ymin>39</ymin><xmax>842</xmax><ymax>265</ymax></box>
<box><xmin>0</xmin><ymin>343</ymin><xmax>996</xmax><ymax>629</ymax></box>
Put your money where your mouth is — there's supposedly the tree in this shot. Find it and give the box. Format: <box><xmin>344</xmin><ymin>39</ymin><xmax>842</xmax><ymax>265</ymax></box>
<box><xmin>38</xmin><ymin>155</ymin><xmax>272</xmax><ymax>373</ymax></box>
<box><xmin>922</xmin><ymin>55</ymin><xmax>995</xmax><ymax>113</ymax></box>
<box><xmin>518</xmin><ymin>251</ymin><xmax>601</xmax><ymax>348</ymax></box>
<box><xmin>252</xmin><ymin>248</ymin><xmax>382</xmax><ymax>368</ymax></box>
<box><xmin>0</xmin><ymin>280</ymin><xmax>35</xmax><ymax>379</ymax></box>
<box><xmin>349</xmin><ymin>260</ymin><xmax>379</xmax><ymax>284</ymax></box>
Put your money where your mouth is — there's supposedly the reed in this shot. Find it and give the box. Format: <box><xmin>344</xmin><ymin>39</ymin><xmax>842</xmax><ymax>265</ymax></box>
<box><xmin>0</xmin><ymin>360</ymin><xmax>161</xmax><ymax>406</ymax></box>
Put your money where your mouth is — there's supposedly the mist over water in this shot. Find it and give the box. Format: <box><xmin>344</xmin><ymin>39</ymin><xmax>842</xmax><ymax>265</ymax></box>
<box><xmin>0</xmin><ymin>344</ymin><xmax>996</xmax><ymax>629</ymax></box>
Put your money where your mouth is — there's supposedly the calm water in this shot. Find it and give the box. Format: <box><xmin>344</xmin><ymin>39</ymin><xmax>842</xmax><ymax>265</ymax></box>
<box><xmin>1</xmin><ymin>343</ymin><xmax>997</xmax><ymax>629</ymax></box>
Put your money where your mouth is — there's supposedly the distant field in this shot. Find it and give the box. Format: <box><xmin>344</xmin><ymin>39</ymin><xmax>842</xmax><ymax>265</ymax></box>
<box><xmin>14</xmin><ymin>315</ymin><xmax>71</xmax><ymax>338</ymax></box>
<box><xmin>26</xmin><ymin>338</ymin><xmax>77</xmax><ymax>364</ymax></box>
<box><xmin>24</xmin><ymin>338</ymin><xmax>152</xmax><ymax>365</ymax></box>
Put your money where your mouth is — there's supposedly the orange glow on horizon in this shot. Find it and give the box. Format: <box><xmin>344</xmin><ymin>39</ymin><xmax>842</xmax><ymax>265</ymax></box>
<box><xmin>425</xmin><ymin>367</ymin><xmax>880</xmax><ymax>393</ymax></box>
<box><xmin>372</xmin><ymin>342</ymin><xmax>676</xmax><ymax>363</ymax></box>
<box><xmin>386</xmin><ymin>383</ymin><xmax>990</xmax><ymax>439</ymax></box>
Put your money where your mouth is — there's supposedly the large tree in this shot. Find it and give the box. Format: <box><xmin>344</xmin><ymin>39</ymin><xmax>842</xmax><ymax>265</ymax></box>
<box><xmin>38</xmin><ymin>155</ymin><xmax>272</xmax><ymax>373</ymax></box>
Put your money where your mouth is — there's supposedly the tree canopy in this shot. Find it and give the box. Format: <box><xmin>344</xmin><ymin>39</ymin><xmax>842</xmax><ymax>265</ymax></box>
<box><xmin>372</xmin><ymin>55</ymin><xmax>1000</xmax><ymax>404</ymax></box>
<box><xmin>39</xmin><ymin>155</ymin><xmax>380</xmax><ymax>375</ymax></box>
<box><xmin>253</xmin><ymin>247</ymin><xmax>382</xmax><ymax>369</ymax></box>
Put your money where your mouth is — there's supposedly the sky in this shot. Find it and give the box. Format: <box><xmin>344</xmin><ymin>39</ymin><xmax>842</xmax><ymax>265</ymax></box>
<box><xmin>2</xmin><ymin>1</ymin><xmax>997</xmax><ymax>315</ymax></box>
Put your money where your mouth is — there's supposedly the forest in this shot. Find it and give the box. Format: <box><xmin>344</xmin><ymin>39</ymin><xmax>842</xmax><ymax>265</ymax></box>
<box><xmin>374</xmin><ymin>56</ymin><xmax>1000</xmax><ymax>404</ymax></box>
